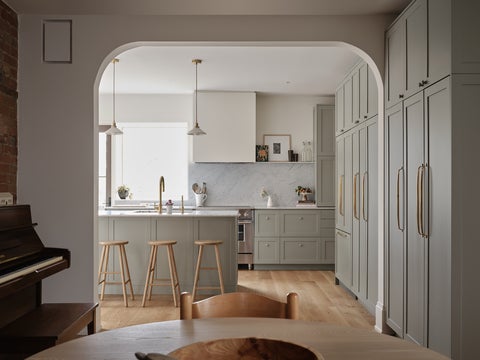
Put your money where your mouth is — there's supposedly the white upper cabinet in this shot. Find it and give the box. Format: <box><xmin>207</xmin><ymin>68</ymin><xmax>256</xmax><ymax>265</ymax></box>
<box><xmin>192</xmin><ymin>91</ymin><xmax>256</xmax><ymax>162</ymax></box>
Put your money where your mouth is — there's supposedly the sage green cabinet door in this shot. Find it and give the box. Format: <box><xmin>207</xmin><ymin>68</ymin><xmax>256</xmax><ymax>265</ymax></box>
<box><xmin>362</xmin><ymin>118</ymin><xmax>378</xmax><ymax>311</ymax></box>
<box><xmin>255</xmin><ymin>210</ymin><xmax>279</xmax><ymax>237</ymax></box>
<box><xmin>316</xmin><ymin>157</ymin><xmax>335</xmax><ymax>206</ymax></box>
<box><xmin>385</xmin><ymin>19</ymin><xmax>406</xmax><ymax>108</ymax></box>
<box><xmin>322</xmin><ymin>238</ymin><xmax>335</xmax><ymax>263</ymax></box>
<box><xmin>109</xmin><ymin>217</ymin><xmax>151</xmax><ymax>294</ymax></box>
<box><xmin>425</xmin><ymin>78</ymin><xmax>451</xmax><ymax>356</ymax></box>
<box><xmin>335</xmin><ymin>86</ymin><xmax>345</xmax><ymax>135</ymax></box>
<box><xmin>281</xmin><ymin>211</ymin><xmax>320</xmax><ymax>237</ymax></box>
<box><xmin>155</xmin><ymin>218</ymin><xmax>195</xmax><ymax>292</ymax></box>
<box><xmin>351</xmin><ymin>130</ymin><xmax>360</xmax><ymax>293</ymax></box>
<box><xmin>352</xmin><ymin>67</ymin><xmax>361</xmax><ymax>124</ymax></box>
<box><xmin>385</xmin><ymin>102</ymin><xmax>405</xmax><ymax>336</ymax></box>
<box><xmin>316</xmin><ymin>105</ymin><xmax>335</xmax><ymax>156</ymax></box>
<box><xmin>335</xmin><ymin>137</ymin><xmax>345</xmax><ymax>230</ymax></box>
<box><xmin>254</xmin><ymin>238</ymin><xmax>279</xmax><ymax>264</ymax></box>
<box><xmin>194</xmin><ymin>218</ymin><xmax>237</xmax><ymax>291</ymax></box>
<box><xmin>335</xmin><ymin>230</ymin><xmax>352</xmax><ymax>288</ymax></box>
<box><xmin>343</xmin><ymin>78</ymin><xmax>354</xmax><ymax>131</ymax></box>
<box><xmin>405</xmin><ymin>0</ymin><xmax>428</xmax><ymax>97</ymax></box>
<box><xmin>280</xmin><ymin>238</ymin><xmax>319</xmax><ymax>264</ymax></box>
<box><xmin>404</xmin><ymin>91</ymin><xmax>426</xmax><ymax>346</ymax></box>
<box><xmin>367</xmin><ymin>65</ymin><xmax>378</xmax><ymax>119</ymax></box>
<box><xmin>428</xmin><ymin>0</ymin><xmax>451</xmax><ymax>86</ymax></box>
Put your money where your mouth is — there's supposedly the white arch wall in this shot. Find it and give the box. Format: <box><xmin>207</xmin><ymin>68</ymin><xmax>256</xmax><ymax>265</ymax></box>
<box><xmin>16</xmin><ymin>14</ymin><xmax>393</xmax><ymax>326</ymax></box>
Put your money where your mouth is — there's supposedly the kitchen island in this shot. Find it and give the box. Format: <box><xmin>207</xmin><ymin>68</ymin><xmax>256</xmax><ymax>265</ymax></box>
<box><xmin>98</xmin><ymin>210</ymin><xmax>238</xmax><ymax>296</ymax></box>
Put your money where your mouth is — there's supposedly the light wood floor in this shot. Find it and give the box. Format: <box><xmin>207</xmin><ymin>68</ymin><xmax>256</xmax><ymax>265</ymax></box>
<box><xmin>99</xmin><ymin>270</ymin><xmax>374</xmax><ymax>331</ymax></box>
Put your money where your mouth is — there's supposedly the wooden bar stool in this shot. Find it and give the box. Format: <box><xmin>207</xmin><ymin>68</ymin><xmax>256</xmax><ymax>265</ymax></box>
<box><xmin>142</xmin><ymin>240</ymin><xmax>181</xmax><ymax>307</ymax></box>
<box><xmin>98</xmin><ymin>241</ymin><xmax>134</xmax><ymax>307</ymax></box>
<box><xmin>192</xmin><ymin>240</ymin><xmax>225</xmax><ymax>300</ymax></box>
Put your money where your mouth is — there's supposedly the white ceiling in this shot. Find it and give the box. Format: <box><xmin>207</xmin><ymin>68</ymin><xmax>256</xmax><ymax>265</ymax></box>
<box><xmin>99</xmin><ymin>45</ymin><xmax>360</xmax><ymax>96</ymax></box>
<box><xmin>5</xmin><ymin>0</ymin><xmax>410</xmax><ymax>15</ymax></box>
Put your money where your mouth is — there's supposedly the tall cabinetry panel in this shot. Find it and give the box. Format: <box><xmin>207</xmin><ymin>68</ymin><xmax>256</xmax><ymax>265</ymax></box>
<box><xmin>385</xmin><ymin>19</ymin><xmax>405</xmax><ymax>108</ymax></box>
<box><xmin>385</xmin><ymin>102</ymin><xmax>405</xmax><ymax>336</ymax></box>
<box><xmin>314</xmin><ymin>105</ymin><xmax>335</xmax><ymax>207</ymax></box>
<box><xmin>384</xmin><ymin>77</ymin><xmax>451</xmax><ymax>353</ymax></box>
<box><xmin>335</xmin><ymin>59</ymin><xmax>378</xmax><ymax>315</ymax></box>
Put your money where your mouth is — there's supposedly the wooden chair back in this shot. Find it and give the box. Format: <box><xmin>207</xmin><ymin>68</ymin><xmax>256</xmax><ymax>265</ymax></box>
<box><xmin>180</xmin><ymin>292</ymin><xmax>299</xmax><ymax>320</ymax></box>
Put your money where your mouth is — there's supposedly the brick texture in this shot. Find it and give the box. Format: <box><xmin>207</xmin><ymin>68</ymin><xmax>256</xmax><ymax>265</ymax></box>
<box><xmin>0</xmin><ymin>0</ymin><xmax>17</xmax><ymax>199</ymax></box>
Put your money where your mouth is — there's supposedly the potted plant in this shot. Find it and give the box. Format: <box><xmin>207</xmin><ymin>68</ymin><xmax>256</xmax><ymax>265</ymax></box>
<box><xmin>117</xmin><ymin>185</ymin><xmax>130</xmax><ymax>199</ymax></box>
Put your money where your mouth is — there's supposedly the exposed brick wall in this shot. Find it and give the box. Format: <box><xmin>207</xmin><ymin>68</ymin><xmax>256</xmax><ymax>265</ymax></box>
<box><xmin>0</xmin><ymin>1</ymin><xmax>17</xmax><ymax>199</ymax></box>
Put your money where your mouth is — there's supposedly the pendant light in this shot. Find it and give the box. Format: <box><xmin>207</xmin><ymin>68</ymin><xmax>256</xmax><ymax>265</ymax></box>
<box><xmin>105</xmin><ymin>58</ymin><xmax>123</xmax><ymax>136</ymax></box>
<box><xmin>187</xmin><ymin>59</ymin><xmax>206</xmax><ymax>136</ymax></box>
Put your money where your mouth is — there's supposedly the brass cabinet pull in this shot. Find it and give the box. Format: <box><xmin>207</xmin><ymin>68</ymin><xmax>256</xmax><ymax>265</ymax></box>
<box><xmin>336</xmin><ymin>231</ymin><xmax>347</xmax><ymax>238</ymax></box>
<box><xmin>416</xmin><ymin>165</ymin><xmax>422</xmax><ymax>236</ymax></box>
<box><xmin>396</xmin><ymin>167</ymin><xmax>404</xmax><ymax>231</ymax></box>
<box><xmin>339</xmin><ymin>176</ymin><xmax>344</xmax><ymax>216</ymax></box>
<box><xmin>362</xmin><ymin>172</ymin><xmax>368</xmax><ymax>221</ymax></box>
<box><xmin>420</xmin><ymin>164</ymin><xmax>425</xmax><ymax>237</ymax></box>
<box><xmin>353</xmin><ymin>173</ymin><xmax>359</xmax><ymax>220</ymax></box>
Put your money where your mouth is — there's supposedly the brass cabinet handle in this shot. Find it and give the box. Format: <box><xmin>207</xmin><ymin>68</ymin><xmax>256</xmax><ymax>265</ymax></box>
<box><xmin>416</xmin><ymin>165</ymin><xmax>423</xmax><ymax>236</ymax></box>
<box><xmin>362</xmin><ymin>172</ymin><xmax>368</xmax><ymax>221</ymax></box>
<box><xmin>353</xmin><ymin>173</ymin><xmax>359</xmax><ymax>220</ymax></box>
<box><xmin>396</xmin><ymin>167</ymin><xmax>404</xmax><ymax>231</ymax></box>
<box><xmin>336</xmin><ymin>231</ymin><xmax>347</xmax><ymax>238</ymax></box>
<box><xmin>420</xmin><ymin>164</ymin><xmax>425</xmax><ymax>237</ymax></box>
<box><xmin>339</xmin><ymin>176</ymin><xmax>344</xmax><ymax>216</ymax></box>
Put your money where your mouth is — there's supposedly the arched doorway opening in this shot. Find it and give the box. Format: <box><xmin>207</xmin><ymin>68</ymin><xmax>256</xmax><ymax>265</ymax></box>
<box><xmin>93</xmin><ymin>41</ymin><xmax>386</xmax><ymax>331</ymax></box>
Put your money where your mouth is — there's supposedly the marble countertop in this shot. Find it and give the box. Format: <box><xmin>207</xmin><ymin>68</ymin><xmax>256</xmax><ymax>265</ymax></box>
<box><xmin>98</xmin><ymin>209</ymin><xmax>239</xmax><ymax>217</ymax></box>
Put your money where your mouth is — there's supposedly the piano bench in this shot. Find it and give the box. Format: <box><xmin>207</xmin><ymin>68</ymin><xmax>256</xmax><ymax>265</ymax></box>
<box><xmin>0</xmin><ymin>302</ymin><xmax>98</xmax><ymax>359</ymax></box>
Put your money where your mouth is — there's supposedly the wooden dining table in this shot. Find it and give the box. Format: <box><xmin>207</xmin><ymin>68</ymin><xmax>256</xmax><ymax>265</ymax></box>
<box><xmin>28</xmin><ymin>318</ymin><xmax>449</xmax><ymax>360</ymax></box>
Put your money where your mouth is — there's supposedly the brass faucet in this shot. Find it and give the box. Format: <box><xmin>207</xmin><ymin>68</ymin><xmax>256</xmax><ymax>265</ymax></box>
<box><xmin>158</xmin><ymin>176</ymin><xmax>165</xmax><ymax>214</ymax></box>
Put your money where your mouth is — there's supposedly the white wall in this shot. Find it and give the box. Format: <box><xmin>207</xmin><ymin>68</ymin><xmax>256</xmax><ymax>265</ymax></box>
<box><xmin>256</xmin><ymin>94</ymin><xmax>334</xmax><ymax>153</ymax></box>
<box><xmin>16</xmin><ymin>14</ymin><xmax>392</xmax><ymax>304</ymax></box>
<box><xmin>99</xmin><ymin>93</ymin><xmax>192</xmax><ymax>124</ymax></box>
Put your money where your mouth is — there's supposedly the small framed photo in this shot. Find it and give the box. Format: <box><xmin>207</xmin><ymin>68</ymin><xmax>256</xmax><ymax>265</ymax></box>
<box><xmin>256</xmin><ymin>145</ymin><xmax>269</xmax><ymax>162</ymax></box>
<box><xmin>263</xmin><ymin>134</ymin><xmax>291</xmax><ymax>162</ymax></box>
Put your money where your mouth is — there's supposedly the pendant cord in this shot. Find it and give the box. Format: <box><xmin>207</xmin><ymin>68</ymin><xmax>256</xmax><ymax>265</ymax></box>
<box><xmin>195</xmin><ymin>61</ymin><xmax>198</xmax><ymax>127</ymax></box>
<box><xmin>113</xmin><ymin>59</ymin><xmax>116</xmax><ymax>125</ymax></box>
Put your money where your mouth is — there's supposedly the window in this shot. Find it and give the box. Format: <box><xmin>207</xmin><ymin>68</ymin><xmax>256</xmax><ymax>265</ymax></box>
<box><xmin>110</xmin><ymin>122</ymin><xmax>188</xmax><ymax>204</ymax></box>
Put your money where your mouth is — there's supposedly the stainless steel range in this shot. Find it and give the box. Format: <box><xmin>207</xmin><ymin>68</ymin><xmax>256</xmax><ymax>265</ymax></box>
<box><xmin>237</xmin><ymin>208</ymin><xmax>254</xmax><ymax>270</ymax></box>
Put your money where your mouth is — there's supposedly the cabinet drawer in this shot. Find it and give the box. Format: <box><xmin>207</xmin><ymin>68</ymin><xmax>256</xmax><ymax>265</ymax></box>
<box><xmin>255</xmin><ymin>211</ymin><xmax>279</xmax><ymax>237</ymax></box>
<box><xmin>281</xmin><ymin>238</ymin><xmax>319</xmax><ymax>264</ymax></box>
<box><xmin>254</xmin><ymin>238</ymin><xmax>279</xmax><ymax>264</ymax></box>
<box><xmin>281</xmin><ymin>212</ymin><xmax>320</xmax><ymax>237</ymax></box>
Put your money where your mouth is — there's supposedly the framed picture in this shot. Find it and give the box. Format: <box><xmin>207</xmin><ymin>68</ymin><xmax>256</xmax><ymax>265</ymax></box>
<box><xmin>256</xmin><ymin>145</ymin><xmax>269</xmax><ymax>162</ymax></box>
<box><xmin>263</xmin><ymin>134</ymin><xmax>291</xmax><ymax>162</ymax></box>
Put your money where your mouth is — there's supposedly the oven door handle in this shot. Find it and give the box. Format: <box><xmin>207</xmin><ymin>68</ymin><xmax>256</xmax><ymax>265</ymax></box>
<box><xmin>238</xmin><ymin>220</ymin><xmax>253</xmax><ymax>225</ymax></box>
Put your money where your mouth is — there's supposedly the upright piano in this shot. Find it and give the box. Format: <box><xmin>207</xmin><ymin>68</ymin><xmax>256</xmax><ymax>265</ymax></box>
<box><xmin>0</xmin><ymin>205</ymin><xmax>97</xmax><ymax>359</ymax></box>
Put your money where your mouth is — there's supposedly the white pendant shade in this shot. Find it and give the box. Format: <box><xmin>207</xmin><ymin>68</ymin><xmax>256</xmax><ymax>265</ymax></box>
<box><xmin>105</xmin><ymin>122</ymin><xmax>123</xmax><ymax>135</ymax></box>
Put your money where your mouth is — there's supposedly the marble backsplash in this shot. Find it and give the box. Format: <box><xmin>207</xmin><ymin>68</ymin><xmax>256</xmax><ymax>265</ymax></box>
<box><xmin>188</xmin><ymin>162</ymin><xmax>315</xmax><ymax>207</ymax></box>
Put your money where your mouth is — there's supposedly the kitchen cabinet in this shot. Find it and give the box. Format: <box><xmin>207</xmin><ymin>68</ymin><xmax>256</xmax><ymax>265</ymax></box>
<box><xmin>385</xmin><ymin>77</ymin><xmax>451</xmax><ymax>353</ymax></box>
<box><xmin>385</xmin><ymin>0</ymin><xmax>451</xmax><ymax>109</ymax></box>
<box><xmin>351</xmin><ymin>117</ymin><xmax>378</xmax><ymax>314</ymax></box>
<box><xmin>314</xmin><ymin>105</ymin><xmax>335</xmax><ymax>207</ymax></box>
<box><xmin>335</xmin><ymin>133</ymin><xmax>352</xmax><ymax>233</ymax></box>
<box><xmin>254</xmin><ymin>209</ymin><xmax>335</xmax><ymax>265</ymax></box>
<box><xmin>98</xmin><ymin>215</ymin><xmax>238</xmax><ymax>295</ymax></box>
<box><xmin>192</xmin><ymin>91</ymin><xmax>256</xmax><ymax>163</ymax></box>
<box><xmin>335</xmin><ymin>230</ymin><xmax>352</xmax><ymax>288</ymax></box>
<box><xmin>335</xmin><ymin>85</ymin><xmax>344</xmax><ymax>134</ymax></box>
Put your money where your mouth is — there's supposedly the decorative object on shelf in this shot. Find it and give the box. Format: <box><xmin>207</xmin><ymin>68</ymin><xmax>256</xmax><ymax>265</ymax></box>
<box><xmin>105</xmin><ymin>58</ymin><xmax>123</xmax><ymax>136</ymax></box>
<box><xmin>295</xmin><ymin>186</ymin><xmax>313</xmax><ymax>202</ymax></box>
<box><xmin>256</xmin><ymin>145</ymin><xmax>269</xmax><ymax>162</ymax></box>
<box><xmin>301</xmin><ymin>141</ymin><xmax>313</xmax><ymax>162</ymax></box>
<box><xmin>263</xmin><ymin>134</ymin><xmax>291</xmax><ymax>162</ymax></box>
<box><xmin>187</xmin><ymin>59</ymin><xmax>207</xmax><ymax>136</ymax></box>
<box><xmin>260</xmin><ymin>187</ymin><xmax>274</xmax><ymax>207</ymax></box>
<box><xmin>117</xmin><ymin>185</ymin><xmax>130</xmax><ymax>199</ymax></box>
<box><xmin>165</xmin><ymin>199</ymin><xmax>173</xmax><ymax>214</ymax></box>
